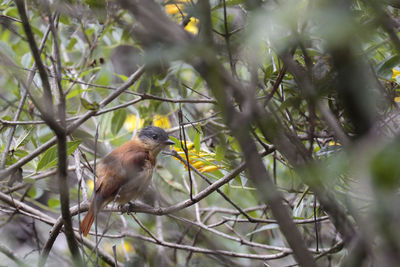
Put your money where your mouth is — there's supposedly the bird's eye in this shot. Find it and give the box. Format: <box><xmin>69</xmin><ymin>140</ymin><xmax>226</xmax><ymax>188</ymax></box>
<box><xmin>152</xmin><ymin>134</ymin><xmax>158</xmax><ymax>140</ymax></box>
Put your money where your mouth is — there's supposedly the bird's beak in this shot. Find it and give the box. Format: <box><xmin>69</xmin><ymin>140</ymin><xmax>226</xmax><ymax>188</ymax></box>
<box><xmin>165</xmin><ymin>138</ymin><xmax>175</xmax><ymax>145</ymax></box>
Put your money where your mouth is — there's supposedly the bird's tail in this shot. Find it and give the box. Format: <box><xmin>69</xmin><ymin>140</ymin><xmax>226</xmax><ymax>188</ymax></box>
<box><xmin>80</xmin><ymin>196</ymin><xmax>104</xmax><ymax>237</ymax></box>
<box><xmin>80</xmin><ymin>203</ymin><xmax>95</xmax><ymax>237</ymax></box>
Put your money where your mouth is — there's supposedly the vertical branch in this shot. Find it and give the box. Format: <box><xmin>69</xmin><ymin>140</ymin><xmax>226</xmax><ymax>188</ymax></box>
<box><xmin>222</xmin><ymin>0</ymin><xmax>235</xmax><ymax>77</ymax></box>
<box><xmin>93</xmin><ymin>124</ymin><xmax>99</xmax><ymax>266</ymax></box>
<box><xmin>314</xmin><ymin>194</ymin><xmax>320</xmax><ymax>252</ymax></box>
<box><xmin>15</xmin><ymin>0</ymin><xmax>82</xmax><ymax>264</ymax></box>
<box><xmin>15</xmin><ymin>0</ymin><xmax>54</xmax><ymax>119</ymax></box>
<box><xmin>49</xmin><ymin>1</ymin><xmax>82</xmax><ymax>263</ymax></box>
<box><xmin>56</xmin><ymin>130</ymin><xmax>83</xmax><ymax>265</ymax></box>
<box><xmin>178</xmin><ymin>108</ymin><xmax>194</xmax><ymax>201</ymax></box>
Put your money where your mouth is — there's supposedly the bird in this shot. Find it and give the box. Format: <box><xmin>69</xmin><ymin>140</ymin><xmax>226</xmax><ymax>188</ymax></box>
<box><xmin>80</xmin><ymin>126</ymin><xmax>174</xmax><ymax>237</ymax></box>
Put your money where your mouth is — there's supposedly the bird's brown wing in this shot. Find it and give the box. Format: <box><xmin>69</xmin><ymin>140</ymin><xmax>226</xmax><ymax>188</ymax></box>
<box><xmin>95</xmin><ymin>149</ymin><xmax>150</xmax><ymax>200</ymax></box>
<box><xmin>121</xmin><ymin>149</ymin><xmax>150</xmax><ymax>172</ymax></box>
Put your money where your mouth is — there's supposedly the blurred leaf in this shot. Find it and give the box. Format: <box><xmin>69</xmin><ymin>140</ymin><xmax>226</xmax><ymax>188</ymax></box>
<box><xmin>280</xmin><ymin>96</ymin><xmax>301</xmax><ymax>110</ymax></box>
<box><xmin>240</xmin><ymin>175</ymin><xmax>248</xmax><ymax>186</ymax></box>
<box><xmin>7</xmin><ymin>167</ymin><xmax>22</xmax><ymax>186</ymax></box>
<box><xmin>371</xmin><ymin>142</ymin><xmax>400</xmax><ymax>190</ymax></box>
<box><xmin>0</xmin><ymin>40</ymin><xmax>16</xmax><ymax>60</ymax></box>
<box><xmin>157</xmin><ymin>168</ymin><xmax>185</xmax><ymax>192</ymax></box>
<box><xmin>21</xmin><ymin>52</ymin><xmax>32</xmax><ymax>68</ymax></box>
<box><xmin>37</xmin><ymin>140</ymin><xmax>81</xmax><ymax>171</ymax></box>
<box><xmin>85</xmin><ymin>0</ymin><xmax>106</xmax><ymax>8</ymax></box>
<box><xmin>194</xmin><ymin>131</ymin><xmax>200</xmax><ymax>153</ymax></box>
<box><xmin>316</xmin><ymin>144</ymin><xmax>342</xmax><ymax>157</ymax></box>
<box><xmin>111</xmin><ymin>109</ymin><xmax>127</xmax><ymax>136</ymax></box>
<box><xmin>153</xmin><ymin>114</ymin><xmax>171</xmax><ymax>129</ymax></box>
<box><xmin>377</xmin><ymin>55</ymin><xmax>400</xmax><ymax>80</ymax></box>
<box><xmin>59</xmin><ymin>14</ymin><xmax>70</xmax><ymax>24</ymax></box>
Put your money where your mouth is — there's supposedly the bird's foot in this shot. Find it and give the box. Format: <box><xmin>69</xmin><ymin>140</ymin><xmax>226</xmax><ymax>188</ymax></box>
<box><xmin>119</xmin><ymin>202</ymin><xmax>135</xmax><ymax>214</ymax></box>
<box><xmin>127</xmin><ymin>201</ymin><xmax>136</xmax><ymax>212</ymax></box>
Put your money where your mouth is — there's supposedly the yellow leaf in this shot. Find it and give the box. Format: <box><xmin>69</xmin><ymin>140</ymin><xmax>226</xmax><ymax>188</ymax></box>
<box><xmin>192</xmin><ymin>161</ymin><xmax>206</xmax><ymax>168</ymax></box>
<box><xmin>199</xmin><ymin>165</ymin><xmax>219</xmax><ymax>173</ymax></box>
<box><xmin>328</xmin><ymin>141</ymin><xmax>341</xmax><ymax>146</ymax></box>
<box><xmin>393</xmin><ymin>68</ymin><xmax>400</xmax><ymax>79</ymax></box>
<box><xmin>121</xmin><ymin>241</ymin><xmax>134</xmax><ymax>253</ymax></box>
<box><xmin>124</xmin><ymin>114</ymin><xmax>144</xmax><ymax>132</ymax></box>
<box><xmin>184</xmin><ymin>17</ymin><xmax>199</xmax><ymax>35</ymax></box>
<box><xmin>153</xmin><ymin>114</ymin><xmax>171</xmax><ymax>129</ymax></box>
<box><xmin>165</xmin><ymin>4</ymin><xmax>181</xmax><ymax>14</ymax></box>
<box><xmin>103</xmin><ymin>241</ymin><xmax>135</xmax><ymax>259</ymax></box>
<box><xmin>87</xmin><ymin>179</ymin><xmax>94</xmax><ymax>191</ymax></box>
<box><xmin>175</xmin><ymin>141</ymin><xmax>195</xmax><ymax>150</ymax></box>
<box><xmin>165</xmin><ymin>0</ymin><xmax>190</xmax><ymax>15</ymax></box>
<box><xmin>199</xmin><ymin>152</ymin><xmax>214</xmax><ymax>157</ymax></box>
<box><xmin>395</xmin><ymin>97</ymin><xmax>400</xmax><ymax>103</ymax></box>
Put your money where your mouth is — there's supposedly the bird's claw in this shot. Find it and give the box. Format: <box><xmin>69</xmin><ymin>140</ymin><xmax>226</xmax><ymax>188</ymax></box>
<box><xmin>119</xmin><ymin>202</ymin><xmax>135</xmax><ymax>214</ymax></box>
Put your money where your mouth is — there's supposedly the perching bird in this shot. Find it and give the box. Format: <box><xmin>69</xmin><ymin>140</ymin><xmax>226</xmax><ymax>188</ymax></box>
<box><xmin>80</xmin><ymin>126</ymin><xmax>174</xmax><ymax>237</ymax></box>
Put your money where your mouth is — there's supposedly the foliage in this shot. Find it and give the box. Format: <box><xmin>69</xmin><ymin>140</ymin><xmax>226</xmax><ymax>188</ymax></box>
<box><xmin>0</xmin><ymin>0</ymin><xmax>399</xmax><ymax>266</ymax></box>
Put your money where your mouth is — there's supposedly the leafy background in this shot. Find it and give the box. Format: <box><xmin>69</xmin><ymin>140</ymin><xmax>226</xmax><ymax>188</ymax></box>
<box><xmin>0</xmin><ymin>0</ymin><xmax>400</xmax><ymax>266</ymax></box>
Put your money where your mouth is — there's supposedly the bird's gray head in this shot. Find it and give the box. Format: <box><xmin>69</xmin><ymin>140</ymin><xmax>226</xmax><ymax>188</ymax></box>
<box><xmin>138</xmin><ymin>126</ymin><xmax>174</xmax><ymax>151</ymax></box>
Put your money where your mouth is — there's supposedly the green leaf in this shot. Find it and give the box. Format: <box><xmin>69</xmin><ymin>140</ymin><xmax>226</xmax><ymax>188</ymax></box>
<box><xmin>96</xmin><ymin>68</ymin><xmax>112</xmax><ymax>86</ymax></box>
<box><xmin>79</xmin><ymin>66</ymin><xmax>101</xmax><ymax>78</ymax></box>
<box><xmin>66</xmin><ymin>37</ymin><xmax>77</xmax><ymax>50</ymax></box>
<box><xmin>67</xmin><ymin>88</ymin><xmax>90</xmax><ymax>100</ymax></box>
<box><xmin>14</xmin><ymin>128</ymin><xmax>32</xmax><ymax>149</ymax></box>
<box><xmin>80</xmin><ymin>97</ymin><xmax>99</xmax><ymax>111</ymax></box>
<box><xmin>28</xmin><ymin>186</ymin><xmax>44</xmax><ymax>200</ymax></box>
<box><xmin>36</xmin><ymin>140</ymin><xmax>81</xmax><ymax>171</ymax></box>
<box><xmin>215</xmin><ymin>145</ymin><xmax>225</xmax><ymax>162</ymax></box>
<box><xmin>116</xmin><ymin>74</ymin><xmax>128</xmax><ymax>82</ymax></box>
<box><xmin>194</xmin><ymin>132</ymin><xmax>200</xmax><ymax>153</ymax></box>
<box><xmin>246</xmin><ymin>224</ymin><xmax>280</xmax><ymax>236</ymax></box>
<box><xmin>14</xmin><ymin>149</ymin><xmax>29</xmax><ymax>158</ymax></box>
<box><xmin>169</xmin><ymin>136</ymin><xmax>181</xmax><ymax>148</ymax></box>
<box><xmin>1</xmin><ymin>115</ymin><xmax>12</xmax><ymax>121</ymax></box>
<box><xmin>48</xmin><ymin>198</ymin><xmax>60</xmax><ymax>208</ymax></box>
<box><xmin>59</xmin><ymin>14</ymin><xmax>71</xmax><ymax>24</ymax></box>
<box><xmin>111</xmin><ymin>109</ymin><xmax>127</xmax><ymax>136</ymax></box>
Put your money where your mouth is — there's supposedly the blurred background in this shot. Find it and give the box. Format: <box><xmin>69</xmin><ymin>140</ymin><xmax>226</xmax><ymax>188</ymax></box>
<box><xmin>0</xmin><ymin>0</ymin><xmax>400</xmax><ymax>266</ymax></box>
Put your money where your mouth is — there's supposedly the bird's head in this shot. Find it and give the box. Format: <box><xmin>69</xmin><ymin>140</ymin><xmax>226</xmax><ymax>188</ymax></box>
<box><xmin>138</xmin><ymin>126</ymin><xmax>174</xmax><ymax>154</ymax></box>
